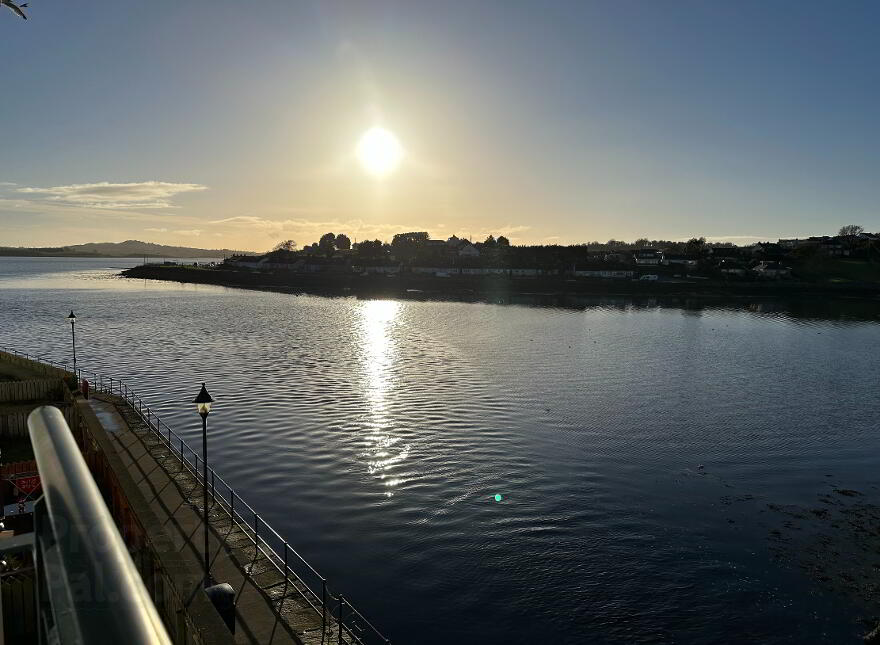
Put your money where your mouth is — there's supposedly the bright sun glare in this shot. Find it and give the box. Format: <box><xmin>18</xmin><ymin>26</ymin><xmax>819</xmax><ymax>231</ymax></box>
<box><xmin>356</xmin><ymin>127</ymin><xmax>404</xmax><ymax>178</ymax></box>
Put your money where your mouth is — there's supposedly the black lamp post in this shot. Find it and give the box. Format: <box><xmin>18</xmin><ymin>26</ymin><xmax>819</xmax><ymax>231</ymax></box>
<box><xmin>193</xmin><ymin>382</ymin><xmax>214</xmax><ymax>587</ymax></box>
<box><xmin>67</xmin><ymin>310</ymin><xmax>77</xmax><ymax>376</ymax></box>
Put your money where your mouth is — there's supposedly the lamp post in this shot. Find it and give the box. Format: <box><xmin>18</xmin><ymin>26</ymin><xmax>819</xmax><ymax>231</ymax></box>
<box><xmin>67</xmin><ymin>310</ymin><xmax>77</xmax><ymax>377</ymax></box>
<box><xmin>193</xmin><ymin>383</ymin><xmax>214</xmax><ymax>587</ymax></box>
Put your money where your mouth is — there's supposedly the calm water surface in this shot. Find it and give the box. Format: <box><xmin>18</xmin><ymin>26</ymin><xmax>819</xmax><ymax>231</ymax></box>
<box><xmin>2</xmin><ymin>257</ymin><xmax>879</xmax><ymax>644</ymax></box>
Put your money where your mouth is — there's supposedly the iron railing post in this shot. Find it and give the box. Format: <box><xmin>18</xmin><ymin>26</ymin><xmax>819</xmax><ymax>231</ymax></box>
<box><xmin>322</xmin><ymin>579</ymin><xmax>328</xmax><ymax>637</ymax></box>
<box><xmin>339</xmin><ymin>595</ymin><xmax>345</xmax><ymax>643</ymax></box>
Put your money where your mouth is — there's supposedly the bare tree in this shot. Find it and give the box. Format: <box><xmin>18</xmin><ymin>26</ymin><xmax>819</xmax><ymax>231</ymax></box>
<box><xmin>838</xmin><ymin>224</ymin><xmax>864</xmax><ymax>238</ymax></box>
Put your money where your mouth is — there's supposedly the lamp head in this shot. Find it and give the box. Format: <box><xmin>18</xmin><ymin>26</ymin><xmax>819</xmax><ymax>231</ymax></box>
<box><xmin>68</xmin><ymin>310</ymin><xmax>76</xmax><ymax>324</ymax></box>
<box><xmin>193</xmin><ymin>382</ymin><xmax>213</xmax><ymax>417</ymax></box>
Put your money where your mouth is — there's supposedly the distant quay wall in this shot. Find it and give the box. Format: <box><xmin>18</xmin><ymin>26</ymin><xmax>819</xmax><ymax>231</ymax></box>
<box><xmin>122</xmin><ymin>265</ymin><xmax>880</xmax><ymax>302</ymax></box>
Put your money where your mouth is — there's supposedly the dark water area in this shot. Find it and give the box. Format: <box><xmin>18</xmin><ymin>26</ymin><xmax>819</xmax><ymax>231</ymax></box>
<box><xmin>2</xmin><ymin>257</ymin><xmax>880</xmax><ymax>644</ymax></box>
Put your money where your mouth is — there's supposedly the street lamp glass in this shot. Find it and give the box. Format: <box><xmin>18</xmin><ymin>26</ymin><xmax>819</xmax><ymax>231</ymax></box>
<box><xmin>193</xmin><ymin>383</ymin><xmax>214</xmax><ymax>416</ymax></box>
<box><xmin>68</xmin><ymin>310</ymin><xmax>76</xmax><ymax>323</ymax></box>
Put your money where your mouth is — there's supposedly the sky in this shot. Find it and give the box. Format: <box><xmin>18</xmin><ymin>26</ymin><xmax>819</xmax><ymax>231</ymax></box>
<box><xmin>1</xmin><ymin>1</ymin><xmax>878</xmax><ymax>251</ymax></box>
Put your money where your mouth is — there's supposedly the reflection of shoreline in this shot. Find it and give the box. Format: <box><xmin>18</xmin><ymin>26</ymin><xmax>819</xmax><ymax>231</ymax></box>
<box><xmin>121</xmin><ymin>265</ymin><xmax>880</xmax><ymax>322</ymax></box>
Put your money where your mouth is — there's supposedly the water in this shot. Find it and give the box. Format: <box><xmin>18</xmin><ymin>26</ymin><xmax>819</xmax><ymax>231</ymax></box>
<box><xmin>2</xmin><ymin>257</ymin><xmax>879</xmax><ymax>644</ymax></box>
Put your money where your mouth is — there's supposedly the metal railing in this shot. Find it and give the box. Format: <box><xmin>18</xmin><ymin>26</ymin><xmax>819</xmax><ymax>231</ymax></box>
<box><xmin>26</xmin><ymin>406</ymin><xmax>173</xmax><ymax>645</ymax></box>
<box><xmin>0</xmin><ymin>346</ymin><xmax>390</xmax><ymax>645</ymax></box>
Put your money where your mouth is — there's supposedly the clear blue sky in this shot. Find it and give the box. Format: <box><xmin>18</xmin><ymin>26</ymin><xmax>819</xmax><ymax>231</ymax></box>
<box><xmin>1</xmin><ymin>1</ymin><xmax>877</xmax><ymax>249</ymax></box>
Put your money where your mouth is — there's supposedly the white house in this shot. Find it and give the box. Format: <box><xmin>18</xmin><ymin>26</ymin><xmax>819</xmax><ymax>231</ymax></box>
<box><xmin>752</xmin><ymin>262</ymin><xmax>791</xmax><ymax>278</ymax></box>
<box><xmin>633</xmin><ymin>249</ymin><xmax>663</xmax><ymax>265</ymax></box>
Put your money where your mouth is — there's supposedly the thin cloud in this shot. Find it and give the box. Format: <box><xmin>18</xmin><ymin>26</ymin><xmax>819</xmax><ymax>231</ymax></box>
<box><xmin>172</xmin><ymin>229</ymin><xmax>202</xmax><ymax>236</ymax></box>
<box><xmin>210</xmin><ymin>216</ymin><xmax>282</xmax><ymax>230</ymax></box>
<box><xmin>16</xmin><ymin>181</ymin><xmax>207</xmax><ymax>209</ymax></box>
<box><xmin>145</xmin><ymin>227</ymin><xmax>169</xmax><ymax>233</ymax></box>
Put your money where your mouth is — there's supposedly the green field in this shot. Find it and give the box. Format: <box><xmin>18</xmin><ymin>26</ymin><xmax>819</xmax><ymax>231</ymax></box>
<box><xmin>795</xmin><ymin>258</ymin><xmax>880</xmax><ymax>284</ymax></box>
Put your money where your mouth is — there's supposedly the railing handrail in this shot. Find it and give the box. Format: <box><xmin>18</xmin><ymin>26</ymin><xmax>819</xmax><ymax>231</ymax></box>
<box><xmin>27</xmin><ymin>405</ymin><xmax>173</xmax><ymax>645</ymax></box>
<box><xmin>1</xmin><ymin>346</ymin><xmax>390</xmax><ymax>645</ymax></box>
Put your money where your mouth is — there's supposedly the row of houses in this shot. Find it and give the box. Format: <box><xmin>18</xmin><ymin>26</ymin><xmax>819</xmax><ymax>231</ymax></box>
<box><xmin>778</xmin><ymin>233</ymin><xmax>879</xmax><ymax>256</ymax></box>
<box><xmin>223</xmin><ymin>255</ymin><xmax>794</xmax><ymax>280</ymax></box>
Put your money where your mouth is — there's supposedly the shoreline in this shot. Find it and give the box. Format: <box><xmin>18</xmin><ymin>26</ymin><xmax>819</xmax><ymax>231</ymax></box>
<box><xmin>121</xmin><ymin>264</ymin><xmax>880</xmax><ymax>305</ymax></box>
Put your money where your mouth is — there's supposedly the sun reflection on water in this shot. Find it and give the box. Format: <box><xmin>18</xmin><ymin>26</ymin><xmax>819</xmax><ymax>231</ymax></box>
<box><xmin>358</xmin><ymin>300</ymin><xmax>409</xmax><ymax>496</ymax></box>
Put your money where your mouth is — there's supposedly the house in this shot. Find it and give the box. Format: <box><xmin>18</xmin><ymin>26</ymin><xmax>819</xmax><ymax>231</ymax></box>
<box><xmin>457</xmin><ymin>242</ymin><xmax>480</xmax><ymax>258</ymax></box>
<box><xmin>819</xmin><ymin>237</ymin><xmax>848</xmax><ymax>257</ymax></box>
<box><xmin>752</xmin><ymin>261</ymin><xmax>791</xmax><ymax>278</ymax></box>
<box><xmin>750</xmin><ymin>242</ymin><xmax>784</xmax><ymax>258</ymax></box>
<box><xmin>718</xmin><ymin>260</ymin><xmax>747</xmax><ymax>276</ymax></box>
<box><xmin>604</xmin><ymin>251</ymin><xmax>631</xmax><ymax>264</ymax></box>
<box><xmin>663</xmin><ymin>254</ymin><xmax>698</xmax><ymax>267</ymax></box>
<box><xmin>708</xmin><ymin>246</ymin><xmax>740</xmax><ymax>260</ymax></box>
<box><xmin>633</xmin><ymin>249</ymin><xmax>663</xmax><ymax>265</ymax></box>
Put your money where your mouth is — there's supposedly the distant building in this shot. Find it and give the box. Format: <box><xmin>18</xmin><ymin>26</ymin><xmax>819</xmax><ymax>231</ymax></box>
<box><xmin>633</xmin><ymin>249</ymin><xmax>663</xmax><ymax>265</ymax></box>
<box><xmin>753</xmin><ymin>261</ymin><xmax>791</xmax><ymax>278</ymax></box>
<box><xmin>663</xmin><ymin>254</ymin><xmax>698</xmax><ymax>267</ymax></box>
<box><xmin>708</xmin><ymin>247</ymin><xmax>740</xmax><ymax>260</ymax></box>
<box><xmin>750</xmin><ymin>242</ymin><xmax>784</xmax><ymax>257</ymax></box>
<box><xmin>457</xmin><ymin>242</ymin><xmax>480</xmax><ymax>258</ymax></box>
<box><xmin>718</xmin><ymin>260</ymin><xmax>747</xmax><ymax>276</ymax></box>
<box><xmin>574</xmin><ymin>269</ymin><xmax>635</xmax><ymax>279</ymax></box>
<box><xmin>460</xmin><ymin>267</ymin><xmax>506</xmax><ymax>275</ymax></box>
<box><xmin>778</xmin><ymin>238</ymin><xmax>805</xmax><ymax>249</ymax></box>
<box><xmin>818</xmin><ymin>237</ymin><xmax>848</xmax><ymax>257</ymax></box>
<box><xmin>604</xmin><ymin>251</ymin><xmax>630</xmax><ymax>264</ymax></box>
<box><xmin>354</xmin><ymin>263</ymin><xmax>400</xmax><ymax>274</ymax></box>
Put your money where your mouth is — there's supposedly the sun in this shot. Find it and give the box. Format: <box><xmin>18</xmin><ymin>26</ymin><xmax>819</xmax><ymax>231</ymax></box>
<box><xmin>356</xmin><ymin>127</ymin><xmax>404</xmax><ymax>178</ymax></box>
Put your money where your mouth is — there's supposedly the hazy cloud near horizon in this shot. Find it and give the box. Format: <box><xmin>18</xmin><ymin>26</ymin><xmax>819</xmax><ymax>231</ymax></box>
<box><xmin>15</xmin><ymin>182</ymin><xmax>207</xmax><ymax>210</ymax></box>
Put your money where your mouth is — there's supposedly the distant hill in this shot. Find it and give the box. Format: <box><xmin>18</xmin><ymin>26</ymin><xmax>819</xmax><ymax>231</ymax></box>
<box><xmin>0</xmin><ymin>240</ymin><xmax>256</xmax><ymax>258</ymax></box>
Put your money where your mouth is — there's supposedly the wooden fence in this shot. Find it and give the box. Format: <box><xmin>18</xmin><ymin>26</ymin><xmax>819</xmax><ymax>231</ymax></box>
<box><xmin>1</xmin><ymin>402</ymin><xmax>76</xmax><ymax>439</ymax></box>
<box><xmin>0</xmin><ymin>378</ymin><xmax>65</xmax><ymax>404</ymax></box>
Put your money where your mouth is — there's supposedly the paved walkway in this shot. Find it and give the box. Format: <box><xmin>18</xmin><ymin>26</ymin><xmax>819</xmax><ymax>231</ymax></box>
<box><xmin>87</xmin><ymin>395</ymin><xmax>342</xmax><ymax>645</ymax></box>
